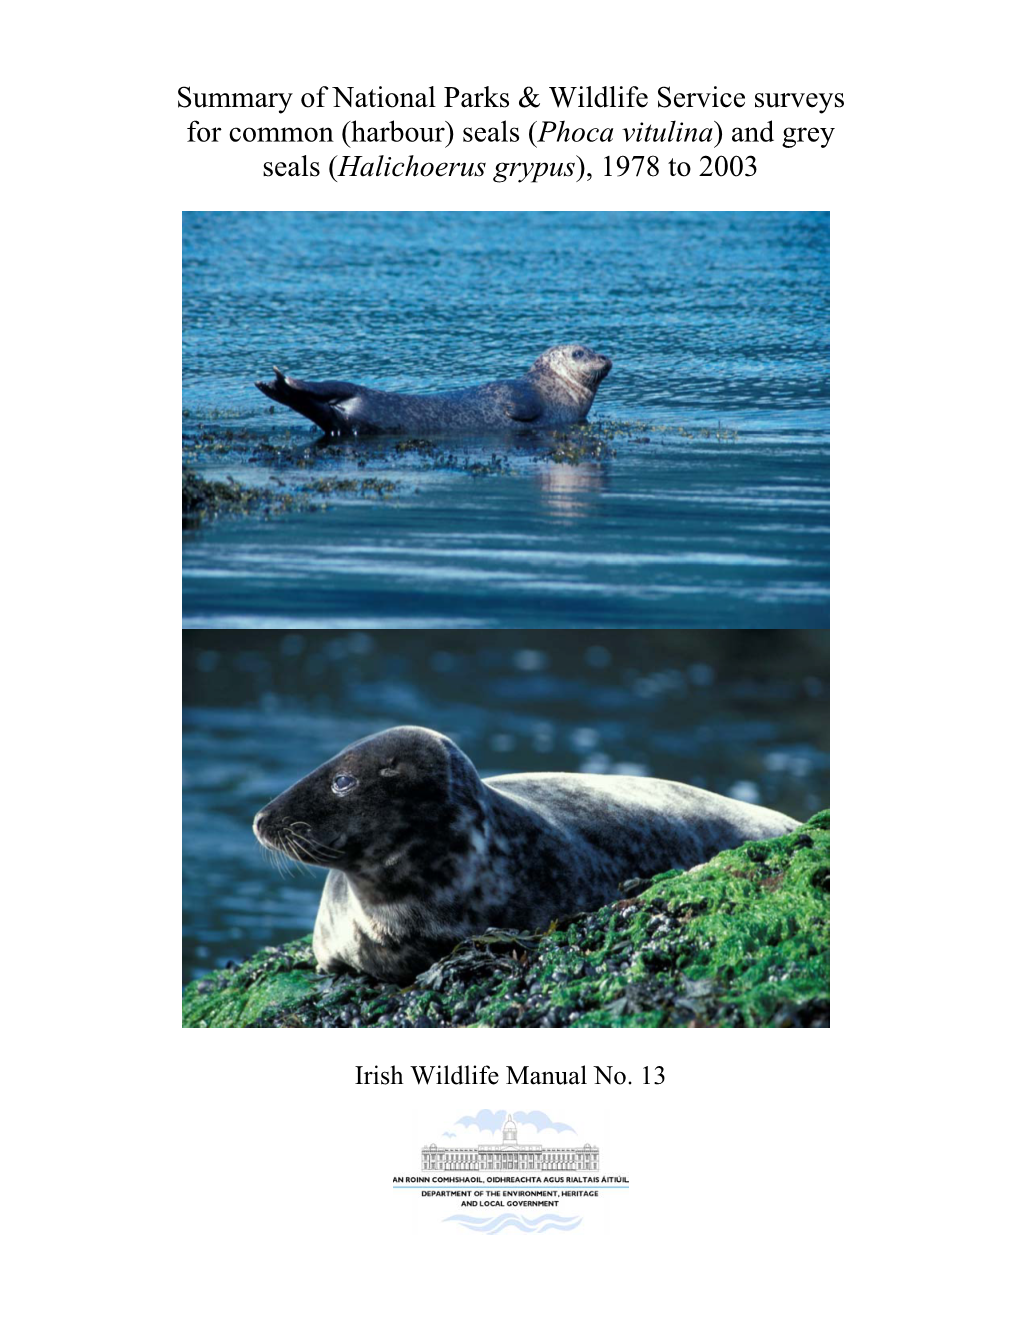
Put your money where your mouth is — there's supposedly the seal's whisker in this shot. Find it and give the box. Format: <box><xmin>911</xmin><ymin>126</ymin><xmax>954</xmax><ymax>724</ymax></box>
<box><xmin>257</xmin><ymin>840</ymin><xmax>280</xmax><ymax>875</ymax></box>
<box><xmin>283</xmin><ymin>822</ymin><xmax>334</xmax><ymax>865</ymax></box>
<box><xmin>273</xmin><ymin>844</ymin><xmax>296</xmax><ymax>877</ymax></box>
<box><xmin>292</xmin><ymin>837</ymin><xmax>347</xmax><ymax>867</ymax></box>
<box><xmin>260</xmin><ymin>836</ymin><xmax>300</xmax><ymax>879</ymax></box>
<box><xmin>300</xmin><ymin>847</ymin><xmax>345</xmax><ymax>868</ymax></box>
<box><xmin>285</xmin><ymin>827</ymin><xmax>347</xmax><ymax>866</ymax></box>
<box><xmin>283</xmin><ymin>830</ymin><xmax>322</xmax><ymax>870</ymax></box>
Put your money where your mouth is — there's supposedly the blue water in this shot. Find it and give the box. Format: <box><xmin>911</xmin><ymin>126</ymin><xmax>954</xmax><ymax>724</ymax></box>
<box><xmin>182</xmin><ymin>630</ymin><xmax>828</xmax><ymax>983</ymax></box>
<box><xmin>182</xmin><ymin>211</ymin><xmax>829</xmax><ymax>627</ymax></box>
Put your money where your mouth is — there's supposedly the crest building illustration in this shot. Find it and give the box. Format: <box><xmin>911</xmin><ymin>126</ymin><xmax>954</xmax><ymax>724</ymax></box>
<box><xmin>423</xmin><ymin>1112</ymin><xmax>599</xmax><ymax>1172</ymax></box>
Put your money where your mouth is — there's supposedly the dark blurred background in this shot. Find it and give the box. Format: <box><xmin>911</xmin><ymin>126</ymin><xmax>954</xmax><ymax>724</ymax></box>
<box><xmin>183</xmin><ymin>630</ymin><xmax>828</xmax><ymax>983</ymax></box>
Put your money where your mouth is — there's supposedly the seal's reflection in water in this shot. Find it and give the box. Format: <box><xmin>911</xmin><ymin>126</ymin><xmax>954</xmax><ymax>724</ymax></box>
<box><xmin>535</xmin><ymin>462</ymin><xmax>608</xmax><ymax>520</ymax></box>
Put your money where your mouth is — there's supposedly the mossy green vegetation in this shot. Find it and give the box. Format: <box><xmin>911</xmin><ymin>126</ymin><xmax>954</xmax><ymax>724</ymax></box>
<box><xmin>183</xmin><ymin>807</ymin><xmax>828</xmax><ymax>1024</ymax></box>
<box><xmin>183</xmin><ymin>813</ymin><xmax>829</xmax><ymax>1029</ymax></box>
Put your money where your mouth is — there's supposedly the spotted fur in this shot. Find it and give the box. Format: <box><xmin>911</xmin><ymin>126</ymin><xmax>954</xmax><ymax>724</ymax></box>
<box><xmin>252</xmin><ymin>726</ymin><xmax>800</xmax><ymax>984</ymax></box>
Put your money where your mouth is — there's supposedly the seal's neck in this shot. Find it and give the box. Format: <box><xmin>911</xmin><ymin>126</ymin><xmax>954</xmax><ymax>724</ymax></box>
<box><xmin>535</xmin><ymin>363</ymin><xmax>595</xmax><ymax>406</ymax></box>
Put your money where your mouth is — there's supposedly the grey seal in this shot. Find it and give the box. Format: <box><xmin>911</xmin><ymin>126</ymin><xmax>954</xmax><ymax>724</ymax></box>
<box><xmin>254</xmin><ymin>344</ymin><xmax>612</xmax><ymax>438</ymax></box>
<box><xmin>252</xmin><ymin>726</ymin><xmax>800</xmax><ymax>984</ymax></box>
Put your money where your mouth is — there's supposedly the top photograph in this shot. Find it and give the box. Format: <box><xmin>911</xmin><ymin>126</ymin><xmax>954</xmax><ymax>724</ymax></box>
<box><xmin>182</xmin><ymin>210</ymin><xmax>829</xmax><ymax>629</ymax></box>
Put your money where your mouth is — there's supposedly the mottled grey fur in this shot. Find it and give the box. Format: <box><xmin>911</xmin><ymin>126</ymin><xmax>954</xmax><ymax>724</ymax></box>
<box><xmin>253</xmin><ymin>726</ymin><xmax>799</xmax><ymax>984</ymax></box>
<box><xmin>254</xmin><ymin>344</ymin><xmax>612</xmax><ymax>438</ymax></box>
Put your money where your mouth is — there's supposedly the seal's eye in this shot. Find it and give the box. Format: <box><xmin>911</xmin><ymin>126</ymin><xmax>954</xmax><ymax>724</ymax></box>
<box><xmin>572</xmin><ymin>349</ymin><xmax>585</xmax><ymax>359</ymax></box>
<box><xmin>331</xmin><ymin>774</ymin><xmax>358</xmax><ymax>797</ymax></box>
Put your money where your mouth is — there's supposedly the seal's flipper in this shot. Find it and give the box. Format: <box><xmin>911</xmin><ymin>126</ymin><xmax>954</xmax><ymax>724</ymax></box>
<box><xmin>255</xmin><ymin>368</ymin><xmax>361</xmax><ymax>434</ymax></box>
<box><xmin>503</xmin><ymin>386</ymin><xmax>544</xmax><ymax>424</ymax></box>
<box><xmin>274</xmin><ymin>370</ymin><xmax>360</xmax><ymax>403</ymax></box>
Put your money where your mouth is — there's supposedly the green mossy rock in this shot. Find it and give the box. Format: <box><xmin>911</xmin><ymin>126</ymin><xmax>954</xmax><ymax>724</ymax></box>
<box><xmin>182</xmin><ymin>811</ymin><xmax>830</xmax><ymax>1029</ymax></box>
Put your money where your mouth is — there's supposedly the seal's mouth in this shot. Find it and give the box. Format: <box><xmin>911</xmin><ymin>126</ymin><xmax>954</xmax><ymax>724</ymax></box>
<box><xmin>253</xmin><ymin>812</ymin><xmax>347</xmax><ymax>867</ymax></box>
<box><xmin>593</xmin><ymin>356</ymin><xmax>612</xmax><ymax>382</ymax></box>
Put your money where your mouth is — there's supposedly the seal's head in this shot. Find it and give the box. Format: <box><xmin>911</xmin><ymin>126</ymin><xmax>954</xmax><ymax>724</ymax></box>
<box><xmin>252</xmin><ymin>726</ymin><xmax>486</xmax><ymax>885</ymax></box>
<box><xmin>533</xmin><ymin>344</ymin><xmax>612</xmax><ymax>393</ymax></box>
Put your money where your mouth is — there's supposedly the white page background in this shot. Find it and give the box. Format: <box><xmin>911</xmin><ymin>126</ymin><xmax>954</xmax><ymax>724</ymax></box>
<box><xmin>9</xmin><ymin>1</ymin><xmax>1006</xmax><ymax>1313</ymax></box>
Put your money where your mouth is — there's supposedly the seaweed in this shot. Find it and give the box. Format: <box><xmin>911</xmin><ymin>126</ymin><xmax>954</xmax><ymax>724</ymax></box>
<box><xmin>182</xmin><ymin>470</ymin><xmax>397</xmax><ymax>527</ymax></box>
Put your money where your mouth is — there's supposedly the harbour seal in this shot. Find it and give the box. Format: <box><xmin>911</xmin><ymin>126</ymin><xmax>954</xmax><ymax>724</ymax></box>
<box><xmin>254</xmin><ymin>344</ymin><xmax>612</xmax><ymax>438</ymax></box>
<box><xmin>252</xmin><ymin>726</ymin><xmax>800</xmax><ymax>983</ymax></box>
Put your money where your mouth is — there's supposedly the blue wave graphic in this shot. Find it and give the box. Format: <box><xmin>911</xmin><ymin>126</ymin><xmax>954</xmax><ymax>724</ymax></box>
<box><xmin>444</xmin><ymin>1213</ymin><xmax>582</xmax><ymax>1235</ymax></box>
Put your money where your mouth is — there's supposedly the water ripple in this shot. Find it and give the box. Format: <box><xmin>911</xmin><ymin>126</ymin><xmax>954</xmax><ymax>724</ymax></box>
<box><xmin>183</xmin><ymin>211</ymin><xmax>829</xmax><ymax>628</ymax></box>
<box><xmin>444</xmin><ymin>1213</ymin><xmax>582</xmax><ymax>1235</ymax></box>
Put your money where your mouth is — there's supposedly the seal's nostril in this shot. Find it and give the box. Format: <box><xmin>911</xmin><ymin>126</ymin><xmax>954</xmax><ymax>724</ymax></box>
<box><xmin>253</xmin><ymin>810</ymin><xmax>266</xmax><ymax>837</ymax></box>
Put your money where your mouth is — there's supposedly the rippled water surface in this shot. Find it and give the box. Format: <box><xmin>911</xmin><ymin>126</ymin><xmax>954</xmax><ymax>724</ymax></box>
<box><xmin>182</xmin><ymin>211</ymin><xmax>829</xmax><ymax>627</ymax></box>
<box><xmin>182</xmin><ymin>630</ymin><xmax>829</xmax><ymax>983</ymax></box>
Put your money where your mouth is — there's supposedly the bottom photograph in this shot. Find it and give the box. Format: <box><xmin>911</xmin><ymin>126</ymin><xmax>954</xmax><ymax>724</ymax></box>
<box><xmin>182</xmin><ymin>629</ymin><xmax>830</xmax><ymax>1029</ymax></box>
